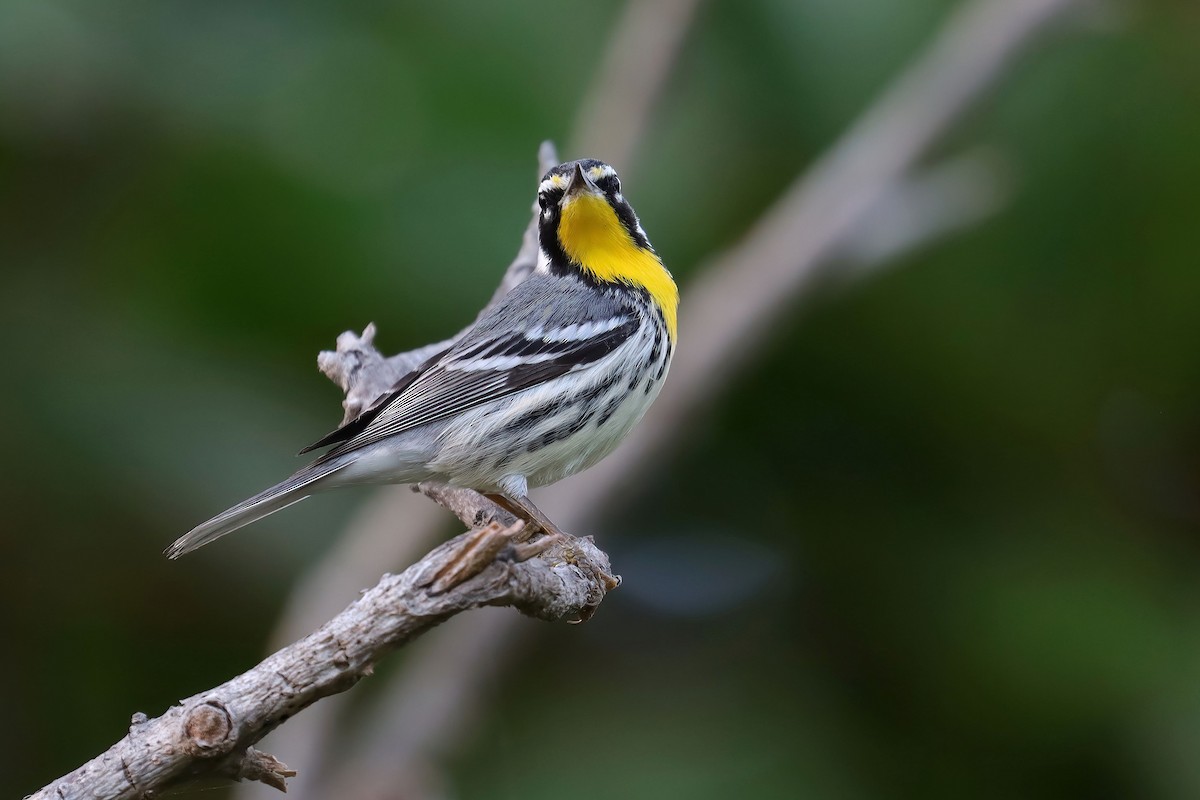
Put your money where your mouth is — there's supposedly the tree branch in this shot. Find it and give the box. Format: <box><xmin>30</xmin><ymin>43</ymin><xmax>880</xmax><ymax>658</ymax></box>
<box><xmin>27</xmin><ymin>504</ymin><xmax>614</xmax><ymax>800</ymax></box>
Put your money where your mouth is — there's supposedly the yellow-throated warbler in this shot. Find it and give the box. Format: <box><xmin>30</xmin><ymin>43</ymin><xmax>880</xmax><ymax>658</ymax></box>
<box><xmin>167</xmin><ymin>158</ymin><xmax>677</xmax><ymax>557</ymax></box>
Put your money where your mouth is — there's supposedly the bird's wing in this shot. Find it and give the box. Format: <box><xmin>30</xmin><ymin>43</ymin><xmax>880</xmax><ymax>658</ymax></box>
<box><xmin>297</xmin><ymin>344</ymin><xmax>454</xmax><ymax>454</ymax></box>
<box><xmin>308</xmin><ymin>313</ymin><xmax>639</xmax><ymax>459</ymax></box>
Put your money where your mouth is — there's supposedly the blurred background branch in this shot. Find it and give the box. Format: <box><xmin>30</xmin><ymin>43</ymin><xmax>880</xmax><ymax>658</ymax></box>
<box><xmin>571</xmin><ymin>0</ymin><xmax>704</xmax><ymax>170</ymax></box>
<box><xmin>9</xmin><ymin>0</ymin><xmax>1200</xmax><ymax>798</ymax></box>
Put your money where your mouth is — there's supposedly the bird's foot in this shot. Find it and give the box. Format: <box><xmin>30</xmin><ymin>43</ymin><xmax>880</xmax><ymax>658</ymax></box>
<box><xmin>559</xmin><ymin>535</ymin><xmax>622</xmax><ymax>592</ymax></box>
<box><xmin>570</xmin><ymin>548</ymin><xmax>621</xmax><ymax>623</ymax></box>
<box><xmin>502</xmin><ymin>531</ymin><xmax>567</xmax><ymax>562</ymax></box>
<box><xmin>424</xmin><ymin>519</ymin><xmax>527</xmax><ymax>594</ymax></box>
<box><xmin>512</xmin><ymin>533</ymin><xmax>620</xmax><ymax>624</ymax></box>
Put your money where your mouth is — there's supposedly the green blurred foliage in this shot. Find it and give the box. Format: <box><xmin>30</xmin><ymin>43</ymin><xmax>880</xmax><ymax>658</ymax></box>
<box><xmin>3</xmin><ymin>1</ymin><xmax>1200</xmax><ymax>798</ymax></box>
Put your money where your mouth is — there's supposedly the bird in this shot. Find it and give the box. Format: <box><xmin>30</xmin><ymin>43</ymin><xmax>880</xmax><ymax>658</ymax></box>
<box><xmin>166</xmin><ymin>158</ymin><xmax>678</xmax><ymax>559</ymax></box>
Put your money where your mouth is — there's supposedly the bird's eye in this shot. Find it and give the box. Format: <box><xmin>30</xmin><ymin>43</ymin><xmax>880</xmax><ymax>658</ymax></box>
<box><xmin>596</xmin><ymin>175</ymin><xmax>621</xmax><ymax>196</ymax></box>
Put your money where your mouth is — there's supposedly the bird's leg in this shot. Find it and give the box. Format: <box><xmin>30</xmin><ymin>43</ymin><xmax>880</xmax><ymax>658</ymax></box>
<box><xmin>482</xmin><ymin>493</ymin><xmax>537</xmax><ymax>543</ymax></box>
<box><xmin>505</xmin><ymin>493</ymin><xmax>569</xmax><ymax>538</ymax></box>
<box><xmin>497</xmin><ymin>492</ymin><xmax>621</xmax><ymax>594</ymax></box>
<box><xmin>480</xmin><ymin>491</ymin><xmax>568</xmax><ymax>559</ymax></box>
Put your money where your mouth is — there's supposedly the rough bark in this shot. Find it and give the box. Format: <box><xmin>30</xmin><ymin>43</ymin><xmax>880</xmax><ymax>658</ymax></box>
<box><xmin>27</xmin><ymin>497</ymin><xmax>614</xmax><ymax>800</ymax></box>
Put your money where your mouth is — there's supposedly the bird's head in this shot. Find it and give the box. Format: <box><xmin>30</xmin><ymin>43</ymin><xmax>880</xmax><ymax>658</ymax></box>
<box><xmin>536</xmin><ymin>159</ymin><xmax>677</xmax><ymax>335</ymax></box>
<box><xmin>537</xmin><ymin>159</ymin><xmax>648</xmax><ymax>259</ymax></box>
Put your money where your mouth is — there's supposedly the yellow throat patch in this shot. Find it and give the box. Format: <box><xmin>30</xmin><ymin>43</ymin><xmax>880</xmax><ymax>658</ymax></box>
<box><xmin>558</xmin><ymin>193</ymin><xmax>678</xmax><ymax>340</ymax></box>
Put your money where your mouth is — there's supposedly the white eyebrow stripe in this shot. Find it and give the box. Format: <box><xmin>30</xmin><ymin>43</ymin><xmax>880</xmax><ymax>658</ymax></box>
<box><xmin>538</xmin><ymin>174</ymin><xmax>567</xmax><ymax>193</ymax></box>
<box><xmin>539</xmin><ymin>164</ymin><xmax>619</xmax><ymax>194</ymax></box>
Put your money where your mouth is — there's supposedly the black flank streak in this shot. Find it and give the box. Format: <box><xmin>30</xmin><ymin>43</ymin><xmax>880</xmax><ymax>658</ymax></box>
<box><xmin>573</xmin><ymin>372</ymin><xmax>621</xmax><ymax>407</ymax></box>
<box><xmin>496</xmin><ymin>400</ymin><xmax>563</xmax><ymax>437</ymax></box>
<box><xmin>597</xmin><ymin>395</ymin><xmax>624</xmax><ymax>426</ymax></box>
<box><xmin>527</xmin><ymin>410</ymin><xmax>596</xmax><ymax>454</ymax></box>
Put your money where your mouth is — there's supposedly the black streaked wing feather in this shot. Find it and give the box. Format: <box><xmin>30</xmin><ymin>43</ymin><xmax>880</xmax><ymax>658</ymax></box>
<box><xmin>299</xmin><ymin>344</ymin><xmax>453</xmax><ymax>454</ymax></box>
<box><xmin>318</xmin><ymin>316</ymin><xmax>638</xmax><ymax>459</ymax></box>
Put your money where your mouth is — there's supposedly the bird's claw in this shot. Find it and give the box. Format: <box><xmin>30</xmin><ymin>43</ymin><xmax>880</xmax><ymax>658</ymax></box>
<box><xmin>599</xmin><ymin>570</ymin><xmax>622</xmax><ymax>591</ymax></box>
<box><xmin>567</xmin><ymin>568</ymin><xmax>620</xmax><ymax>624</ymax></box>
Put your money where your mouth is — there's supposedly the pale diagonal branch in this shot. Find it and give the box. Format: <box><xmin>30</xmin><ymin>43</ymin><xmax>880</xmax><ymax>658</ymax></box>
<box><xmin>27</xmin><ymin>488</ymin><xmax>614</xmax><ymax>800</ymax></box>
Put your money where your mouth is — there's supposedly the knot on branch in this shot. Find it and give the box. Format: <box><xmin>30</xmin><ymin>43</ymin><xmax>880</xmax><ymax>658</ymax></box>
<box><xmin>183</xmin><ymin>701</ymin><xmax>236</xmax><ymax>756</ymax></box>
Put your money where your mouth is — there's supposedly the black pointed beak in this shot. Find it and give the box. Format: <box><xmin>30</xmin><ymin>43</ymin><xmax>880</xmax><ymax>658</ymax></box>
<box><xmin>561</xmin><ymin>162</ymin><xmax>599</xmax><ymax>203</ymax></box>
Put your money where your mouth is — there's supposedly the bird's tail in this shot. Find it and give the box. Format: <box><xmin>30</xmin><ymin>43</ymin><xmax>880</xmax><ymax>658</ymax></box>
<box><xmin>165</xmin><ymin>458</ymin><xmax>353</xmax><ymax>559</ymax></box>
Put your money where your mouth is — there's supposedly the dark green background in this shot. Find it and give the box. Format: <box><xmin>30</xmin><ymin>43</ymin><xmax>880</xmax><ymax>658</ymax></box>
<box><xmin>4</xmin><ymin>1</ymin><xmax>1200</xmax><ymax>798</ymax></box>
